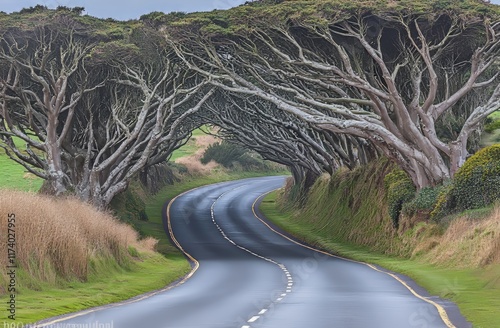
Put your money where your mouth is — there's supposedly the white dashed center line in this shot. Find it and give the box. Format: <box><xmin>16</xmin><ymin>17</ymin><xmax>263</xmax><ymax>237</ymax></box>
<box><xmin>211</xmin><ymin>187</ymin><xmax>294</xmax><ymax>328</ymax></box>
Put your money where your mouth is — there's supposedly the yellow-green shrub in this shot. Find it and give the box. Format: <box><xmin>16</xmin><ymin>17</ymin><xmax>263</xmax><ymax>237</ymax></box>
<box><xmin>451</xmin><ymin>144</ymin><xmax>500</xmax><ymax>210</ymax></box>
<box><xmin>384</xmin><ymin>168</ymin><xmax>415</xmax><ymax>228</ymax></box>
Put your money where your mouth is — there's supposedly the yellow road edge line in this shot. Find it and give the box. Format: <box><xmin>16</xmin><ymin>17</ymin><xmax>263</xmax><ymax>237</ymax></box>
<box><xmin>251</xmin><ymin>189</ymin><xmax>456</xmax><ymax>328</ymax></box>
<box><xmin>35</xmin><ymin>188</ymin><xmax>201</xmax><ymax>328</ymax></box>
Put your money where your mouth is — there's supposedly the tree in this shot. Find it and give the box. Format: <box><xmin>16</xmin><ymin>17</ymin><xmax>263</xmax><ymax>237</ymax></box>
<box><xmin>201</xmin><ymin>91</ymin><xmax>376</xmax><ymax>192</ymax></box>
<box><xmin>0</xmin><ymin>12</ymin><xmax>212</xmax><ymax>207</ymax></box>
<box><xmin>0</xmin><ymin>25</ymin><xmax>98</xmax><ymax>195</ymax></box>
<box><xmin>165</xmin><ymin>0</ymin><xmax>500</xmax><ymax>189</ymax></box>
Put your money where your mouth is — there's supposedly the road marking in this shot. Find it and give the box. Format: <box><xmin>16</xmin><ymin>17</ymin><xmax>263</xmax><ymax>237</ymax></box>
<box><xmin>251</xmin><ymin>189</ymin><xmax>456</xmax><ymax>328</ymax></box>
<box><xmin>210</xmin><ymin>186</ymin><xmax>294</xmax><ymax>327</ymax></box>
<box><xmin>34</xmin><ymin>185</ymin><xmax>211</xmax><ymax>327</ymax></box>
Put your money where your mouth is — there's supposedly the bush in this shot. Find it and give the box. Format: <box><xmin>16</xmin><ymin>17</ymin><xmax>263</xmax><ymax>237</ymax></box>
<box><xmin>201</xmin><ymin>141</ymin><xmax>247</xmax><ymax>168</ymax></box>
<box><xmin>384</xmin><ymin>168</ymin><xmax>416</xmax><ymax>228</ymax></box>
<box><xmin>429</xmin><ymin>183</ymin><xmax>454</xmax><ymax>221</ymax></box>
<box><xmin>430</xmin><ymin>145</ymin><xmax>500</xmax><ymax>221</ymax></box>
<box><xmin>451</xmin><ymin>144</ymin><xmax>500</xmax><ymax>211</ymax></box>
<box><xmin>403</xmin><ymin>185</ymin><xmax>443</xmax><ymax>217</ymax></box>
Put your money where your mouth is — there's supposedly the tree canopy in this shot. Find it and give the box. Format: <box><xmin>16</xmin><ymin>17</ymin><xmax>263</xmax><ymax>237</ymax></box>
<box><xmin>0</xmin><ymin>9</ymin><xmax>212</xmax><ymax>207</ymax></box>
<box><xmin>1</xmin><ymin>1</ymin><xmax>499</xmax><ymax>208</ymax></box>
<box><xmin>164</xmin><ymin>0</ymin><xmax>500</xmax><ymax>188</ymax></box>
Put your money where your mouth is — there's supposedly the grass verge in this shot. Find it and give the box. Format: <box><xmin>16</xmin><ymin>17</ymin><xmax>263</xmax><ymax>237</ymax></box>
<box><xmin>260</xmin><ymin>192</ymin><xmax>500</xmax><ymax>328</ymax></box>
<box><xmin>9</xmin><ymin>253</ymin><xmax>188</xmax><ymax>324</ymax></box>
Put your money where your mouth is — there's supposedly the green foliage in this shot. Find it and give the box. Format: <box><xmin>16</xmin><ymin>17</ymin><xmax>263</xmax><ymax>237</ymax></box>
<box><xmin>19</xmin><ymin>5</ymin><xmax>49</xmax><ymax>14</ymax></box>
<box><xmin>384</xmin><ymin>168</ymin><xmax>416</xmax><ymax>228</ymax></box>
<box><xmin>431</xmin><ymin>144</ymin><xmax>500</xmax><ymax>220</ymax></box>
<box><xmin>201</xmin><ymin>141</ymin><xmax>271</xmax><ymax>170</ymax></box>
<box><xmin>201</xmin><ymin>141</ymin><xmax>247</xmax><ymax>168</ymax></box>
<box><xmin>88</xmin><ymin>41</ymin><xmax>140</xmax><ymax>64</ymax></box>
<box><xmin>402</xmin><ymin>185</ymin><xmax>443</xmax><ymax>217</ymax></box>
<box><xmin>451</xmin><ymin>144</ymin><xmax>500</xmax><ymax>210</ymax></box>
<box><xmin>165</xmin><ymin>0</ymin><xmax>499</xmax><ymax>39</ymax></box>
<box><xmin>110</xmin><ymin>186</ymin><xmax>148</xmax><ymax>222</ymax></box>
<box><xmin>484</xmin><ymin>120</ymin><xmax>500</xmax><ymax>133</ymax></box>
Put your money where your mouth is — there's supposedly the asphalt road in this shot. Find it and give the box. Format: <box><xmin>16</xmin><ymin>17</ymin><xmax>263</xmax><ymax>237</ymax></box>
<box><xmin>37</xmin><ymin>176</ymin><xmax>469</xmax><ymax>328</ymax></box>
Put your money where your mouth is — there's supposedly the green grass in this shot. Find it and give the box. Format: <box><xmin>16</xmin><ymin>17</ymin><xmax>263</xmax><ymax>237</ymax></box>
<box><xmin>260</xmin><ymin>192</ymin><xmax>500</xmax><ymax>328</ymax></box>
<box><xmin>481</xmin><ymin>111</ymin><xmax>500</xmax><ymax>147</ymax></box>
<box><xmin>169</xmin><ymin>127</ymin><xmax>210</xmax><ymax>162</ymax></box>
<box><xmin>488</xmin><ymin>110</ymin><xmax>500</xmax><ymax>120</ymax></box>
<box><xmin>0</xmin><ymin>147</ymin><xmax>43</xmax><ymax>191</ymax></box>
<box><xmin>8</xmin><ymin>252</ymin><xmax>189</xmax><ymax>324</ymax></box>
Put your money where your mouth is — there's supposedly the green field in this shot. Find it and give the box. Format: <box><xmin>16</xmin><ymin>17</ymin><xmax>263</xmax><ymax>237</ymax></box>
<box><xmin>0</xmin><ymin>144</ymin><xmax>43</xmax><ymax>191</ymax></box>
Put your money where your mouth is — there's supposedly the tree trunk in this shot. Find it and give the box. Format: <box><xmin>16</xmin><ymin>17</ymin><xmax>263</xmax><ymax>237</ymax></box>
<box><xmin>45</xmin><ymin>113</ymin><xmax>67</xmax><ymax>195</ymax></box>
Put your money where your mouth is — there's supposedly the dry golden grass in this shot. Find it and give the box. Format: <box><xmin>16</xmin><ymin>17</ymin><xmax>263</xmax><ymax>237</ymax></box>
<box><xmin>175</xmin><ymin>148</ymin><xmax>219</xmax><ymax>175</ymax></box>
<box><xmin>418</xmin><ymin>205</ymin><xmax>500</xmax><ymax>267</ymax></box>
<box><xmin>0</xmin><ymin>190</ymin><xmax>157</xmax><ymax>291</ymax></box>
<box><xmin>174</xmin><ymin>134</ymin><xmax>220</xmax><ymax>175</ymax></box>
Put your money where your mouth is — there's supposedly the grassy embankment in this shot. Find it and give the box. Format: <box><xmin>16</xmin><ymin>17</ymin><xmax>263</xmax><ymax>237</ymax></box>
<box><xmin>0</xmin><ymin>191</ymin><xmax>187</xmax><ymax>323</ymax></box>
<box><xmin>260</xmin><ymin>159</ymin><xmax>500</xmax><ymax>328</ymax></box>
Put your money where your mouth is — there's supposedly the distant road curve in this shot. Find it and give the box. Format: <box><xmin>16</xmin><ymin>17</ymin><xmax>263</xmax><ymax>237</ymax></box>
<box><xmin>36</xmin><ymin>176</ymin><xmax>470</xmax><ymax>328</ymax></box>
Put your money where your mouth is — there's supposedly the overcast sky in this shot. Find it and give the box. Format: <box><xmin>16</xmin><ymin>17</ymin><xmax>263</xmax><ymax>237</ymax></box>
<box><xmin>0</xmin><ymin>0</ymin><xmax>250</xmax><ymax>20</ymax></box>
<box><xmin>1</xmin><ymin>0</ymin><xmax>499</xmax><ymax>21</ymax></box>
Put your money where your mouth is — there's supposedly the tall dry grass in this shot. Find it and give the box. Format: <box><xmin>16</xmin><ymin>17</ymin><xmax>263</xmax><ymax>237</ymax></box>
<box><xmin>0</xmin><ymin>190</ymin><xmax>157</xmax><ymax>293</ymax></box>
<box><xmin>417</xmin><ymin>205</ymin><xmax>500</xmax><ymax>267</ymax></box>
<box><xmin>175</xmin><ymin>148</ymin><xmax>219</xmax><ymax>175</ymax></box>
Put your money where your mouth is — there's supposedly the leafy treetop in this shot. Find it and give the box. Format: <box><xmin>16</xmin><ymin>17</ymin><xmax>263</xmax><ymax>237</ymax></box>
<box><xmin>159</xmin><ymin>0</ymin><xmax>500</xmax><ymax>37</ymax></box>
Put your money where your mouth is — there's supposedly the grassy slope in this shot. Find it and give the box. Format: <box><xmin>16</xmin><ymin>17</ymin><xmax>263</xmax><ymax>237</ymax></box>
<box><xmin>169</xmin><ymin>127</ymin><xmax>210</xmax><ymax>162</ymax></box>
<box><xmin>13</xmin><ymin>253</ymin><xmax>188</xmax><ymax>323</ymax></box>
<box><xmin>259</xmin><ymin>162</ymin><xmax>500</xmax><ymax>327</ymax></box>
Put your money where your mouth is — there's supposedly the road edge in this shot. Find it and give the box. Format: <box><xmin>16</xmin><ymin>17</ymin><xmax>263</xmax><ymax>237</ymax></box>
<box><xmin>251</xmin><ymin>189</ymin><xmax>464</xmax><ymax>328</ymax></box>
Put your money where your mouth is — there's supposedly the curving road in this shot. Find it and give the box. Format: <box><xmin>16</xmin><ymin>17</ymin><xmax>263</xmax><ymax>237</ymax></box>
<box><xmin>37</xmin><ymin>176</ymin><xmax>470</xmax><ymax>328</ymax></box>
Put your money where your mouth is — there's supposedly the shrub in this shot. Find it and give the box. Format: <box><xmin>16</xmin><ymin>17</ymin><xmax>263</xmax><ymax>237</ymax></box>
<box><xmin>384</xmin><ymin>168</ymin><xmax>416</xmax><ymax>228</ymax></box>
<box><xmin>429</xmin><ymin>183</ymin><xmax>455</xmax><ymax>221</ymax></box>
<box><xmin>451</xmin><ymin>144</ymin><xmax>500</xmax><ymax>211</ymax></box>
<box><xmin>201</xmin><ymin>141</ymin><xmax>247</xmax><ymax>168</ymax></box>
<box><xmin>403</xmin><ymin>185</ymin><xmax>443</xmax><ymax>217</ymax></box>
